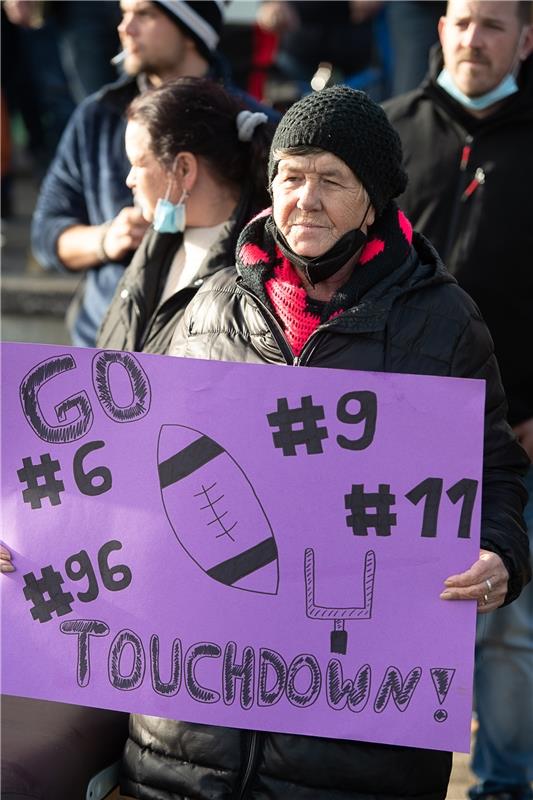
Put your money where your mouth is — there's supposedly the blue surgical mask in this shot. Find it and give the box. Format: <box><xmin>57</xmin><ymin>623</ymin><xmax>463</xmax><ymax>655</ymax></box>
<box><xmin>437</xmin><ymin>68</ymin><xmax>519</xmax><ymax>111</ymax></box>
<box><xmin>153</xmin><ymin>188</ymin><xmax>188</xmax><ymax>234</ymax></box>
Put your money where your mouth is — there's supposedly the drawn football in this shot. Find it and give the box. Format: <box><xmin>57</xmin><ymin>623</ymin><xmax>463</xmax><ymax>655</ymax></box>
<box><xmin>158</xmin><ymin>424</ymin><xmax>279</xmax><ymax>595</ymax></box>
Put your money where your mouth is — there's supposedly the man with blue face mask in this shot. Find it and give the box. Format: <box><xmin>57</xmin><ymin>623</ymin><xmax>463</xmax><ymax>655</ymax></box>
<box><xmin>31</xmin><ymin>0</ymin><xmax>278</xmax><ymax>349</ymax></box>
<box><xmin>384</xmin><ymin>3</ymin><xmax>533</xmax><ymax>799</ymax></box>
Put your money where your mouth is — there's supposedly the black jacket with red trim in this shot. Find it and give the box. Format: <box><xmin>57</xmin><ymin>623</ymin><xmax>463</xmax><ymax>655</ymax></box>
<box><xmin>383</xmin><ymin>50</ymin><xmax>533</xmax><ymax>426</ymax></box>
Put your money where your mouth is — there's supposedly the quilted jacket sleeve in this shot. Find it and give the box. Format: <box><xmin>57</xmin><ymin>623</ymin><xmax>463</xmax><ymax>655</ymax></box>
<box><xmin>451</xmin><ymin>312</ymin><xmax>530</xmax><ymax>604</ymax></box>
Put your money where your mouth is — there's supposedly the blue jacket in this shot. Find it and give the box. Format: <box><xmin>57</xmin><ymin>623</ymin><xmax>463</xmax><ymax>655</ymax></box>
<box><xmin>31</xmin><ymin>71</ymin><xmax>279</xmax><ymax>347</ymax></box>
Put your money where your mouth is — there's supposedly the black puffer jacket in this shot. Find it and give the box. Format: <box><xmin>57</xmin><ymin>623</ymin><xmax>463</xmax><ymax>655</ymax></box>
<box><xmin>97</xmin><ymin>217</ymin><xmax>242</xmax><ymax>354</ymax></box>
<box><xmin>120</xmin><ymin>216</ymin><xmax>529</xmax><ymax>800</ymax></box>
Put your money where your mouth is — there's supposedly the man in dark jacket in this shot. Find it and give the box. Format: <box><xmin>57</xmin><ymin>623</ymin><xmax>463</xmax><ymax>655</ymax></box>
<box><xmin>31</xmin><ymin>0</ymin><xmax>277</xmax><ymax>348</ymax></box>
<box><xmin>383</xmin><ymin>2</ymin><xmax>533</xmax><ymax>797</ymax></box>
<box><xmin>126</xmin><ymin>85</ymin><xmax>532</xmax><ymax>800</ymax></box>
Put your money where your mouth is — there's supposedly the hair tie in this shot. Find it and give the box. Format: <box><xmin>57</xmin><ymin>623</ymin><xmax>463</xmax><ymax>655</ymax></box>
<box><xmin>236</xmin><ymin>110</ymin><xmax>268</xmax><ymax>142</ymax></box>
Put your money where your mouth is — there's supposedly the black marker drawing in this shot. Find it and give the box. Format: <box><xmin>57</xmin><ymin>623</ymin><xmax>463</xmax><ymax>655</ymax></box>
<box><xmin>150</xmin><ymin>635</ymin><xmax>183</xmax><ymax>697</ymax></box>
<box><xmin>336</xmin><ymin>390</ymin><xmax>377</xmax><ymax>451</ymax></box>
<box><xmin>406</xmin><ymin>477</ymin><xmax>478</xmax><ymax>539</ymax></box>
<box><xmin>23</xmin><ymin>564</ymin><xmax>74</xmax><ymax>622</ymax></box>
<box><xmin>19</xmin><ymin>351</ymin><xmax>151</xmax><ymax>445</ymax></box>
<box><xmin>60</xmin><ymin>619</ymin><xmax>110</xmax><ymax>687</ymax></box>
<box><xmin>286</xmin><ymin>653</ymin><xmax>322</xmax><ymax>708</ymax></box>
<box><xmin>73</xmin><ymin>440</ymin><xmax>112</xmax><ymax>496</ymax></box>
<box><xmin>24</xmin><ymin>541</ymin><xmax>132</xmax><ymax>624</ymax></box>
<box><xmin>194</xmin><ymin>483</ymin><xmax>237</xmax><ymax>541</ymax></box>
<box><xmin>223</xmin><ymin>641</ymin><xmax>255</xmax><ymax>710</ymax></box>
<box><xmin>158</xmin><ymin>425</ymin><xmax>279</xmax><ymax>595</ymax></box>
<box><xmin>374</xmin><ymin>666</ymin><xmax>422</xmax><ymax>713</ymax></box>
<box><xmin>108</xmin><ymin>629</ymin><xmax>146</xmax><ymax>691</ymax></box>
<box><xmin>345</xmin><ymin>484</ymin><xmax>397</xmax><ymax>536</ymax></box>
<box><xmin>258</xmin><ymin>648</ymin><xmax>288</xmax><ymax>707</ymax></box>
<box><xmin>266</xmin><ymin>390</ymin><xmax>378</xmax><ymax>456</ymax></box>
<box><xmin>62</xmin><ymin>622</ymin><xmax>430</xmax><ymax>719</ymax></box>
<box><xmin>406</xmin><ymin>478</ymin><xmax>444</xmax><ymax>538</ymax></box>
<box><xmin>92</xmin><ymin>351</ymin><xmax>151</xmax><ymax>423</ymax></box>
<box><xmin>18</xmin><ymin>453</ymin><xmax>65</xmax><ymax>509</ymax></box>
<box><xmin>430</xmin><ymin>667</ymin><xmax>455</xmax><ymax>723</ymax></box>
<box><xmin>326</xmin><ymin>660</ymin><xmax>371</xmax><ymax>712</ymax></box>
<box><xmin>446</xmin><ymin>479</ymin><xmax>478</xmax><ymax>539</ymax></box>
<box><xmin>20</xmin><ymin>354</ymin><xmax>93</xmax><ymax>444</ymax></box>
<box><xmin>185</xmin><ymin>643</ymin><xmax>222</xmax><ymax>703</ymax></box>
<box><xmin>267</xmin><ymin>395</ymin><xmax>328</xmax><ymax>456</ymax></box>
<box><xmin>304</xmin><ymin>548</ymin><xmax>376</xmax><ymax>655</ymax></box>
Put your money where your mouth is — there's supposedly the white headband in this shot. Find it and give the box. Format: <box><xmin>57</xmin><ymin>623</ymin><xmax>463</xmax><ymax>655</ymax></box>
<box><xmin>236</xmin><ymin>110</ymin><xmax>268</xmax><ymax>142</ymax></box>
<box><xmin>156</xmin><ymin>0</ymin><xmax>224</xmax><ymax>52</ymax></box>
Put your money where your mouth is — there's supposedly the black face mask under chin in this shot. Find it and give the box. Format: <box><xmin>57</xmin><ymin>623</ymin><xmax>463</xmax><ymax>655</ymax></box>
<box><xmin>266</xmin><ymin>211</ymin><xmax>370</xmax><ymax>287</ymax></box>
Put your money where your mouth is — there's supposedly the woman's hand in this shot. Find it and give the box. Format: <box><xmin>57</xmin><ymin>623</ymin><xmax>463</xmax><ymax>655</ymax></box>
<box><xmin>440</xmin><ymin>549</ymin><xmax>508</xmax><ymax>613</ymax></box>
<box><xmin>1</xmin><ymin>545</ymin><xmax>15</xmax><ymax>573</ymax></box>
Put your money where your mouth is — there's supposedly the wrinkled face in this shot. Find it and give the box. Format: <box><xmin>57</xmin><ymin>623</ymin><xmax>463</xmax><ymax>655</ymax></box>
<box><xmin>439</xmin><ymin>0</ymin><xmax>532</xmax><ymax>97</ymax></box>
<box><xmin>118</xmin><ymin>0</ymin><xmax>189</xmax><ymax>78</ymax></box>
<box><xmin>271</xmin><ymin>151</ymin><xmax>374</xmax><ymax>258</ymax></box>
<box><xmin>125</xmin><ymin>120</ymin><xmax>174</xmax><ymax>221</ymax></box>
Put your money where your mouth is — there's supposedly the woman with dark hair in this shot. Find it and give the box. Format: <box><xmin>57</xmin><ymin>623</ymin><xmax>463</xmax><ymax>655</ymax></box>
<box><xmin>97</xmin><ymin>75</ymin><xmax>274</xmax><ymax>353</ymax></box>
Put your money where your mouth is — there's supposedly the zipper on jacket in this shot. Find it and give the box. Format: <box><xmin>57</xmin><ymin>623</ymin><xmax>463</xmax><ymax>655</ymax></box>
<box><xmin>442</xmin><ymin>133</ymin><xmax>474</xmax><ymax>264</ymax></box>
<box><xmin>238</xmin><ymin>283</ymin><xmax>295</xmax><ymax>364</ymax></box>
<box><xmin>138</xmin><ymin>285</ymin><xmax>197</xmax><ymax>352</ymax></box>
<box><xmin>131</xmin><ymin>295</ymin><xmax>142</xmax><ymax>326</ymax></box>
<box><xmin>117</xmin><ymin>287</ymin><xmax>143</xmax><ymax>349</ymax></box>
<box><xmin>461</xmin><ymin>166</ymin><xmax>485</xmax><ymax>201</ymax></box>
<box><xmin>294</xmin><ymin>328</ymin><xmax>328</xmax><ymax>366</ymax></box>
<box><xmin>237</xmin><ymin>731</ymin><xmax>261</xmax><ymax>800</ymax></box>
<box><xmin>239</xmin><ymin>282</ymin><xmax>351</xmax><ymax>368</ymax></box>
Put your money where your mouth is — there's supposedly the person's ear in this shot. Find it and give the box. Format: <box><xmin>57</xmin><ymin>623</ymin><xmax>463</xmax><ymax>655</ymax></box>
<box><xmin>182</xmin><ymin>33</ymin><xmax>198</xmax><ymax>55</ymax></box>
<box><xmin>518</xmin><ymin>25</ymin><xmax>533</xmax><ymax>62</ymax></box>
<box><xmin>437</xmin><ymin>15</ymin><xmax>447</xmax><ymax>49</ymax></box>
<box><xmin>174</xmin><ymin>152</ymin><xmax>198</xmax><ymax>194</ymax></box>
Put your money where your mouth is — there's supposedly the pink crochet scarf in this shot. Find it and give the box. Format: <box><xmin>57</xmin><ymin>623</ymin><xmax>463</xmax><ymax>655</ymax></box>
<box><xmin>237</xmin><ymin>204</ymin><xmax>413</xmax><ymax>356</ymax></box>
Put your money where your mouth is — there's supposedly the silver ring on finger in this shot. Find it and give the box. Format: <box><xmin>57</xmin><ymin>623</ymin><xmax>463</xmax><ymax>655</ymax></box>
<box><xmin>485</xmin><ymin>578</ymin><xmax>493</xmax><ymax>593</ymax></box>
<box><xmin>483</xmin><ymin>593</ymin><xmax>489</xmax><ymax>604</ymax></box>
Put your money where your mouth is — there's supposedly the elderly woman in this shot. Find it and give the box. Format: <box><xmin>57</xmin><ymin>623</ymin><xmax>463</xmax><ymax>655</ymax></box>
<box><xmin>97</xmin><ymin>76</ymin><xmax>274</xmax><ymax>353</ymax></box>
<box><xmin>1</xmin><ymin>87</ymin><xmax>528</xmax><ymax>799</ymax></box>
<box><xmin>164</xmin><ymin>86</ymin><xmax>529</xmax><ymax>799</ymax></box>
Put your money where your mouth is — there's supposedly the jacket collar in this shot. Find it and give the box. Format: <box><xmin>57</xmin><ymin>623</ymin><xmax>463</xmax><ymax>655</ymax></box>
<box><xmin>236</xmin><ymin>205</ymin><xmax>455</xmax><ymax>342</ymax></box>
<box><xmin>317</xmin><ymin>232</ymin><xmax>456</xmax><ymax>335</ymax></box>
<box><xmin>423</xmin><ymin>44</ymin><xmax>533</xmax><ymax>130</ymax></box>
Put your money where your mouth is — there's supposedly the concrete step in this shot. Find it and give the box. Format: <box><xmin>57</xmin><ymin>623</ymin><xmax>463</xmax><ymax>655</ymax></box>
<box><xmin>1</xmin><ymin>162</ymin><xmax>80</xmax><ymax>319</ymax></box>
<box><xmin>1</xmin><ymin>272</ymin><xmax>79</xmax><ymax>316</ymax></box>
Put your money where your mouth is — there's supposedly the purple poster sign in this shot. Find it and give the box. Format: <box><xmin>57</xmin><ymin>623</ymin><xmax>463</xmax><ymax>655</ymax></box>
<box><xmin>1</xmin><ymin>342</ymin><xmax>485</xmax><ymax>752</ymax></box>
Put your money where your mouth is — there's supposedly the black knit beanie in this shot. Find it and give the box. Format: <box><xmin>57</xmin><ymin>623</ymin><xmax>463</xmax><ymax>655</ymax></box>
<box><xmin>154</xmin><ymin>1</ymin><xmax>224</xmax><ymax>62</ymax></box>
<box><xmin>269</xmin><ymin>86</ymin><xmax>408</xmax><ymax>216</ymax></box>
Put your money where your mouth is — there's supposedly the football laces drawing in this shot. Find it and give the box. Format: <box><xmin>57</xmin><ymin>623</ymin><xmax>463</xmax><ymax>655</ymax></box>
<box><xmin>158</xmin><ymin>425</ymin><xmax>279</xmax><ymax>595</ymax></box>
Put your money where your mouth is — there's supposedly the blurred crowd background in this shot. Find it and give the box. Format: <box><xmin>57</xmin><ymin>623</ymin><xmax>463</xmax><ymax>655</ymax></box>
<box><xmin>1</xmin><ymin>0</ymin><xmax>446</xmax><ymax>344</ymax></box>
<box><xmin>3</xmin><ymin>4</ymin><xmax>532</xmax><ymax>797</ymax></box>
